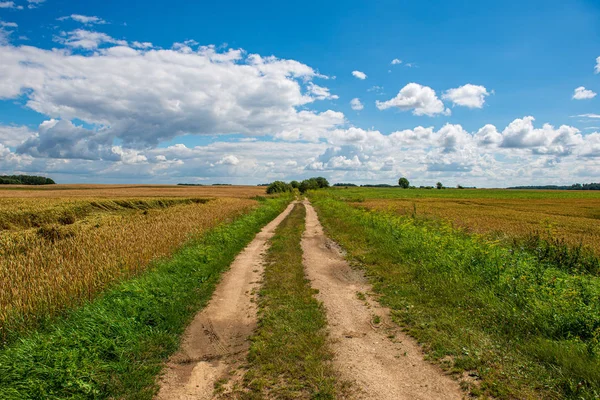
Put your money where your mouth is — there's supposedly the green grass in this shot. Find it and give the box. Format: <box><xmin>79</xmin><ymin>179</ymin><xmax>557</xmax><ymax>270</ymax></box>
<box><xmin>238</xmin><ymin>202</ymin><xmax>338</xmax><ymax>399</ymax></box>
<box><xmin>309</xmin><ymin>190</ymin><xmax>600</xmax><ymax>399</ymax></box>
<box><xmin>0</xmin><ymin>196</ymin><xmax>290</xmax><ymax>400</ymax></box>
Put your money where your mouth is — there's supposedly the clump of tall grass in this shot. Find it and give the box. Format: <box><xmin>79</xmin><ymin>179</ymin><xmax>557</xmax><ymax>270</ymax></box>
<box><xmin>310</xmin><ymin>191</ymin><xmax>600</xmax><ymax>399</ymax></box>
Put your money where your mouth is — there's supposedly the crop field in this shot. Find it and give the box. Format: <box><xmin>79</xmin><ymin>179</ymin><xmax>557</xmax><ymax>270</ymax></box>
<box><xmin>0</xmin><ymin>185</ymin><xmax>266</xmax><ymax>342</ymax></box>
<box><xmin>334</xmin><ymin>187</ymin><xmax>600</xmax><ymax>254</ymax></box>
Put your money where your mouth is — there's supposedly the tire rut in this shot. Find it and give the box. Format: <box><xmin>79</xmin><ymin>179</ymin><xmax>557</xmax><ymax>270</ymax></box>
<box><xmin>156</xmin><ymin>202</ymin><xmax>296</xmax><ymax>400</ymax></box>
<box><xmin>301</xmin><ymin>199</ymin><xmax>463</xmax><ymax>400</ymax></box>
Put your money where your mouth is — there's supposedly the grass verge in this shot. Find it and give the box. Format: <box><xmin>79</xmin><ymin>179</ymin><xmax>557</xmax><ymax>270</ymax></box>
<box><xmin>309</xmin><ymin>191</ymin><xmax>600</xmax><ymax>400</ymax></box>
<box><xmin>0</xmin><ymin>196</ymin><xmax>290</xmax><ymax>399</ymax></box>
<box><xmin>236</xmin><ymin>202</ymin><xmax>337</xmax><ymax>399</ymax></box>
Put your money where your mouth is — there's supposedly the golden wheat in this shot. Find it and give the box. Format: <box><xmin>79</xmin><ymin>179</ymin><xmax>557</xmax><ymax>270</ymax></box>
<box><xmin>356</xmin><ymin>197</ymin><xmax>600</xmax><ymax>254</ymax></box>
<box><xmin>0</xmin><ymin>196</ymin><xmax>257</xmax><ymax>337</ymax></box>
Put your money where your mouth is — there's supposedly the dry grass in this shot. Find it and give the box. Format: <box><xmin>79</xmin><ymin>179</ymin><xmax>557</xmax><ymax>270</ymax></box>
<box><xmin>0</xmin><ymin>191</ymin><xmax>259</xmax><ymax>340</ymax></box>
<box><xmin>355</xmin><ymin>197</ymin><xmax>600</xmax><ymax>254</ymax></box>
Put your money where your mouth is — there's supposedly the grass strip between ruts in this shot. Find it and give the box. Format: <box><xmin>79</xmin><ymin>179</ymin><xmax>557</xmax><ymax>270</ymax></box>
<box><xmin>0</xmin><ymin>196</ymin><xmax>290</xmax><ymax>400</ymax></box>
<box><xmin>235</xmin><ymin>202</ymin><xmax>338</xmax><ymax>399</ymax></box>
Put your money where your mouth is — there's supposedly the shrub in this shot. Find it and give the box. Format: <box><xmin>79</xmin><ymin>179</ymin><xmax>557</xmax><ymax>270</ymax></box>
<box><xmin>266</xmin><ymin>181</ymin><xmax>293</xmax><ymax>194</ymax></box>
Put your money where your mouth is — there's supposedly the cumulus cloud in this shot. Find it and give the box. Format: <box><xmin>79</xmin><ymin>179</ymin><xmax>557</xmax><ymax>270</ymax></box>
<box><xmin>595</xmin><ymin>56</ymin><xmax>600</xmax><ymax>74</ymax></box>
<box><xmin>376</xmin><ymin>83</ymin><xmax>450</xmax><ymax>116</ymax></box>
<box><xmin>58</xmin><ymin>15</ymin><xmax>107</xmax><ymax>25</ymax></box>
<box><xmin>307</xmin><ymin>82</ymin><xmax>339</xmax><ymax>100</ymax></box>
<box><xmin>0</xmin><ymin>124</ymin><xmax>35</xmax><ymax>147</ymax></box>
<box><xmin>350</xmin><ymin>98</ymin><xmax>364</xmax><ymax>111</ymax></box>
<box><xmin>442</xmin><ymin>84</ymin><xmax>490</xmax><ymax>108</ymax></box>
<box><xmin>216</xmin><ymin>155</ymin><xmax>240</xmax><ymax>165</ymax></box>
<box><xmin>0</xmin><ymin>40</ymin><xmax>344</xmax><ymax>152</ymax></box>
<box><xmin>352</xmin><ymin>70</ymin><xmax>367</xmax><ymax>80</ymax></box>
<box><xmin>391</xmin><ymin>58</ymin><xmax>402</xmax><ymax>65</ymax></box>
<box><xmin>572</xmin><ymin>86</ymin><xmax>597</xmax><ymax>100</ymax></box>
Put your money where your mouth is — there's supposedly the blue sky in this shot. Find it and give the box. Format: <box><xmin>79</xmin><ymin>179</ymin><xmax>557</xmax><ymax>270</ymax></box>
<box><xmin>0</xmin><ymin>0</ymin><xmax>599</xmax><ymax>185</ymax></box>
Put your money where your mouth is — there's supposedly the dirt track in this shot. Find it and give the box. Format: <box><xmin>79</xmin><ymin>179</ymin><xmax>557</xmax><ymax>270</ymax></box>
<box><xmin>158</xmin><ymin>199</ymin><xmax>463</xmax><ymax>399</ymax></box>
<box><xmin>301</xmin><ymin>200</ymin><xmax>463</xmax><ymax>400</ymax></box>
<box><xmin>156</xmin><ymin>202</ymin><xmax>295</xmax><ymax>400</ymax></box>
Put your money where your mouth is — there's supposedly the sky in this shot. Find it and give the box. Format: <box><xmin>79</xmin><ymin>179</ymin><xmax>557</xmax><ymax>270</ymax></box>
<box><xmin>0</xmin><ymin>0</ymin><xmax>600</xmax><ymax>186</ymax></box>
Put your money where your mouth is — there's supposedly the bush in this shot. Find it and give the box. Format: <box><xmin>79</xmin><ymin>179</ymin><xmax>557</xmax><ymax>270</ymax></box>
<box><xmin>266</xmin><ymin>181</ymin><xmax>293</xmax><ymax>194</ymax></box>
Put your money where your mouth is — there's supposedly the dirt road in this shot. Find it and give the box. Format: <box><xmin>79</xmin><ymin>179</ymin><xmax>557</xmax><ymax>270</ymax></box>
<box><xmin>301</xmin><ymin>200</ymin><xmax>463</xmax><ymax>400</ymax></box>
<box><xmin>156</xmin><ymin>202</ymin><xmax>296</xmax><ymax>400</ymax></box>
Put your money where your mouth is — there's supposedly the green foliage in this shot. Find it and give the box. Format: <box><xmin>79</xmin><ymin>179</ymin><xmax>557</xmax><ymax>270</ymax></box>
<box><xmin>299</xmin><ymin>176</ymin><xmax>329</xmax><ymax>193</ymax></box>
<box><xmin>0</xmin><ymin>175</ymin><xmax>55</xmax><ymax>185</ymax></box>
<box><xmin>290</xmin><ymin>180</ymin><xmax>300</xmax><ymax>189</ymax></box>
<box><xmin>240</xmin><ymin>203</ymin><xmax>337</xmax><ymax>398</ymax></box>
<box><xmin>398</xmin><ymin>177</ymin><xmax>410</xmax><ymax>189</ymax></box>
<box><xmin>436</xmin><ymin>181</ymin><xmax>443</xmax><ymax>189</ymax></box>
<box><xmin>309</xmin><ymin>190</ymin><xmax>600</xmax><ymax>399</ymax></box>
<box><xmin>266</xmin><ymin>180</ymin><xmax>293</xmax><ymax>194</ymax></box>
<box><xmin>0</xmin><ymin>197</ymin><xmax>290</xmax><ymax>399</ymax></box>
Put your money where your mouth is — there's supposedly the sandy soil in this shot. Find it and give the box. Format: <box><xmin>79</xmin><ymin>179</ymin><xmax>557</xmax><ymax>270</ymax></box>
<box><xmin>155</xmin><ymin>202</ymin><xmax>296</xmax><ymax>400</ymax></box>
<box><xmin>301</xmin><ymin>200</ymin><xmax>463</xmax><ymax>400</ymax></box>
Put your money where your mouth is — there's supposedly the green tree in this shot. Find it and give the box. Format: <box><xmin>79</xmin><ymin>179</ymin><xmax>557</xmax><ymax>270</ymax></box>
<box><xmin>436</xmin><ymin>182</ymin><xmax>443</xmax><ymax>190</ymax></box>
<box><xmin>290</xmin><ymin>180</ymin><xmax>300</xmax><ymax>189</ymax></box>
<box><xmin>266</xmin><ymin>181</ymin><xmax>293</xmax><ymax>194</ymax></box>
<box><xmin>398</xmin><ymin>177</ymin><xmax>410</xmax><ymax>189</ymax></box>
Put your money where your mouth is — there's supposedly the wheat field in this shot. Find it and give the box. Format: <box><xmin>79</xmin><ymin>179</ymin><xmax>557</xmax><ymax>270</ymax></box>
<box><xmin>0</xmin><ymin>185</ymin><xmax>266</xmax><ymax>340</ymax></box>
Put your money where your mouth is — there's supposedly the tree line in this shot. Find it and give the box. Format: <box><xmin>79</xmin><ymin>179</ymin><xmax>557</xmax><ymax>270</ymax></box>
<box><xmin>508</xmin><ymin>183</ymin><xmax>600</xmax><ymax>190</ymax></box>
<box><xmin>266</xmin><ymin>177</ymin><xmax>329</xmax><ymax>194</ymax></box>
<box><xmin>0</xmin><ymin>175</ymin><xmax>56</xmax><ymax>185</ymax></box>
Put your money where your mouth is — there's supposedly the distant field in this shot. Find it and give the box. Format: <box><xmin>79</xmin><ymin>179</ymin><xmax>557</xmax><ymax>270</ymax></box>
<box><xmin>0</xmin><ymin>184</ymin><xmax>266</xmax><ymax>198</ymax></box>
<box><xmin>332</xmin><ymin>187</ymin><xmax>600</xmax><ymax>254</ymax></box>
<box><xmin>0</xmin><ymin>185</ymin><xmax>266</xmax><ymax>341</ymax></box>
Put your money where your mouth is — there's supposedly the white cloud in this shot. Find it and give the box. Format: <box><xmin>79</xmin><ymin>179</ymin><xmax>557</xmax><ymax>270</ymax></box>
<box><xmin>352</xmin><ymin>70</ymin><xmax>367</xmax><ymax>80</ymax></box>
<box><xmin>27</xmin><ymin>0</ymin><xmax>45</xmax><ymax>9</ymax></box>
<box><xmin>307</xmin><ymin>82</ymin><xmax>339</xmax><ymax>100</ymax></box>
<box><xmin>391</xmin><ymin>58</ymin><xmax>402</xmax><ymax>65</ymax></box>
<box><xmin>131</xmin><ymin>41</ymin><xmax>153</xmax><ymax>49</ymax></box>
<box><xmin>572</xmin><ymin>86</ymin><xmax>597</xmax><ymax>100</ymax></box>
<box><xmin>0</xmin><ymin>124</ymin><xmax>35</xmax><ymax>146</ymax></box>
<box><xmin>350</xmin><ymin>98</ymin><xmax>364</xmax><ymax>111</ymax></box>
<box><xmin>376</xmin><ymin>83</ymin><xmax>450</xmax><ymax>116</ymax></box>
<box><xmin>0</xmin><ymin>40</ymin><xmax>343</xmax><ymax>153</ymax></box>
<box><xmin>53</xmin><ymin>29</ymin><xmax>128</xmax><ymax>49</ymax></box>
<box><xmin>0</xmin><ymin>21</ymin><xmax>18</xmax><ymax>28</ymax></box>
<box><xmin>595</xmin><ymin>56</ymin><xmax>600</xmax><ymax>74</ymax></box>
<box><xmin>58</xmin><ymin>15</ymin><xmax>107</xmax><ymax>25</ymax></box>
<box><xmin>577</xmin><ymin>113</ymin><xmax>600</xmax><ymax>119</ymax></box>
<box><xmin>0</xmin><ymin>2</ymin><xmax>21</xmax><ymax>9</ymax></box>
<box><xmin>442</xmin><ymin>84</ymin><xmax>490</xmax><ymax>108</ymax></box>
<box><xmin>216</xmin><ymin>155</ymin><xmax>240</xmax><ymax>165</ymax></box>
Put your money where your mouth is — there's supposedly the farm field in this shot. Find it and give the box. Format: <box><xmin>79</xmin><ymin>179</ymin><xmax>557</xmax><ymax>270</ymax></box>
<box><xmin>0</xmin><ymin>184</ymin><xmax>267</xmax><ymax>342</ymax></box>
<box><xmin>335</xmin><ymin>187</ymin><xmax>600</xmax><ymax>255</ymax></box>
